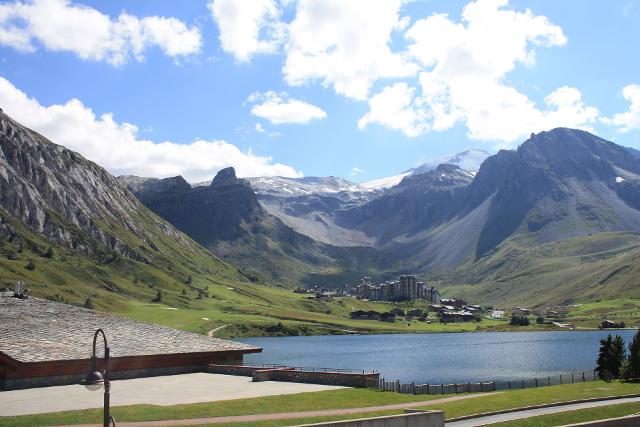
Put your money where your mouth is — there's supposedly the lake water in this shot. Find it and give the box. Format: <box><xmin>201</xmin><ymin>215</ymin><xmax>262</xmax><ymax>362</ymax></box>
<box><xmin>239</xmin><ymin>330</ymin><xmax>637</xmax><ymax>385</ymax></box>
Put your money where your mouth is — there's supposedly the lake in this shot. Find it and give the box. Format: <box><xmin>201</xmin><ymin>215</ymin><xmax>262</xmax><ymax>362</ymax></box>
<box><xmin>239</xmin><ymin>330</ymin><xmax>637</xmax><ymax>385</ymax></box>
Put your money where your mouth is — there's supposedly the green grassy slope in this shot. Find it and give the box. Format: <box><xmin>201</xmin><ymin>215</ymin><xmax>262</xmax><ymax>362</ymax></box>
<box><xmin>0</xmin><ymin>209</ymin><xmax>506</xmax><ymax>337</ymax></box>
<box><xmin>435</xmin><ymin>232</ymin><xmax>640</xmax><ymax>324</ymax></box>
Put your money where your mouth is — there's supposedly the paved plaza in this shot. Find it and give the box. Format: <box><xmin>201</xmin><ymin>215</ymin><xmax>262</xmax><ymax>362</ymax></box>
<box><xmin>0</xmin><ymin>373</ymin><xmax>344</xmax><ymax>416</ymax></box>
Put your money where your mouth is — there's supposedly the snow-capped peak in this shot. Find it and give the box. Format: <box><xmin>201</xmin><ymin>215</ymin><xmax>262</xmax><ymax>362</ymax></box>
<box><xmin>361</xmin><ymin>148</ymin><xmax>490</xmax><ymax>190</ymax></box>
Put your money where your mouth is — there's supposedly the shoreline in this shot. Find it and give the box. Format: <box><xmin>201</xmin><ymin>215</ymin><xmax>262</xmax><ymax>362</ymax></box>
<box><xmin>225</xmin><ymin>325</ymin><xmax>636</xmax><ymax>339</ymax></box>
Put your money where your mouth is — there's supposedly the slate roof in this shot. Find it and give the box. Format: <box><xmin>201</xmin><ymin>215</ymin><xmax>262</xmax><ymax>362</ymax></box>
<box><xmin>0</xmin><ymin>294</ymin><xmax>260</xmax><ymax>363</ymax></box>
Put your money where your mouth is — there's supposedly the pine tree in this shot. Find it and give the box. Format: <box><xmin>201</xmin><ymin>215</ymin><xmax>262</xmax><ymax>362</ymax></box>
<box><xmin>596</xmin><ymin>335</ymin><xmax>614</xmax><ymax>380</ymax></box>
<box><xmin>611</xmin><ymin>335</ymin><xmax>627</xmax><ymax>378</ymax></box>
<box><xmin>596</xmin><ymin>334</ymin><xmax>627</xmax><ymax>380</ymax></box>
<box><xmin>627</xmin><ymin>329</ymin><xmax>640</xmax><ymax>379</ymax></box>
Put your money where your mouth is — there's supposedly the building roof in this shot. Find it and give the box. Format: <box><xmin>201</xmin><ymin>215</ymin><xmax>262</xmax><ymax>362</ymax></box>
<box><xmin>0</xmin><ymin>294</ymin><xmax>261</xmax><ymax>364</ymax></box>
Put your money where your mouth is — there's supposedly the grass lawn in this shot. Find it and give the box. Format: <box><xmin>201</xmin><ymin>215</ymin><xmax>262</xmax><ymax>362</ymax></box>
<box><xmin>491</xmin><ymin>401</ymin><xmax>640</xmax><ymax>426</ymax></box>
<box><xmin>0</xmin><ymin>389</ymin><xmax>447</xmax><ymax>427</ymax></box>
<box><xmin>3</xmin><ymin>381</ymin><xmax>640</xmax><ymax>427</ymax></box>
<box><xmin>421</xmin><ymin>381</ymin><xmax>640</xmax><ymax>419</ymax></box>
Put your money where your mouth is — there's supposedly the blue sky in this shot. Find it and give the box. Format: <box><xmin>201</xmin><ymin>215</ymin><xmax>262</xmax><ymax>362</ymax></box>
<box><xmin>0</xmin><ymin>0</ymin><xmax>639</xmax><ymax>183</ymax></box>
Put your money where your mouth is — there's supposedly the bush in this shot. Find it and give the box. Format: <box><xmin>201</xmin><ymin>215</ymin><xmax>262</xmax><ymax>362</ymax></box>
<box><xmin>44</xmin><ymin>246</ymin><xmax>54</xmax><ymax>259</ymax></box>
<box><xmin>84</xmin><ymin>297</ymin><xmax>95</xmax><ymax>310</ymax></box>
<box><xmin>536</xmin><ymin>316</ymin><xmax>545</xmax><ymax>324</ymax></box>
<box><xmin>25</xmin><ymin>260</ymin><xmax>36</xmax><ymax>270</ymax></box>
<box><xmin>510</xmin><ymin>315</ymin><xmax>530</xmax><ymax>326</ymax></box>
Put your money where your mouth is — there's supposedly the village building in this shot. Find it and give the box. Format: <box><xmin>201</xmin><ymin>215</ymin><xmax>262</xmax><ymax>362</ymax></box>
<box><xmin>440</xmin><ymin>310</ymin><xmax>476</xmax><ymax>323</ymax></box>
<box><xmin>355</xmin><ymin>275</ymin><xmax>441</xmax><ymax>303</ymax></box>
<box><xmin>490</xmin><ymin>310</ymin><xmax>505</xmax><ymax>319</ymax></box>
<box><xmin>514</xmin><ymin>307</ymin><xmax>531</xmax><ymax>316</ymax></box>
<box><xmin>349</xmin><ymin>310</ymin><xmax>381</xmax><ymax>320</ymax></box>
<box><xmin>0</xmin><ymin>293</ymin><xmax>261</xmax><ymax>390</ymax></box>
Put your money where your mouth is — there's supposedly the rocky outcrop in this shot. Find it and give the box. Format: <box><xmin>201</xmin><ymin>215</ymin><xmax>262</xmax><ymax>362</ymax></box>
<box><xmin>0</xmin><ymin>110</ymin><xmax>225</xmax><ymax>268</ymax></box>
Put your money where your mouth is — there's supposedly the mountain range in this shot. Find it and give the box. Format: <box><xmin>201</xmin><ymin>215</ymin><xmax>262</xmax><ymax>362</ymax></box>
<box><xmin>2</xmin><ymin>106</ymin><xmax>640</xmax><ymax>311</ymax></box>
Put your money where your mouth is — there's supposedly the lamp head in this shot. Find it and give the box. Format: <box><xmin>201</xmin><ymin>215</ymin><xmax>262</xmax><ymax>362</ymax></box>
<box><xmin>80</xmin><ymin>370</ymin><xmax>104</xmax><ymax>391</ymax></box>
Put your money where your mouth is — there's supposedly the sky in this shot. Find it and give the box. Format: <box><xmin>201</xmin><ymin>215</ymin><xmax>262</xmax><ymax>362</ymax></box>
<box><xmin>0</xmin><ymin>0</ymin><xmax>639</xmax><ymax>183</ymax></box>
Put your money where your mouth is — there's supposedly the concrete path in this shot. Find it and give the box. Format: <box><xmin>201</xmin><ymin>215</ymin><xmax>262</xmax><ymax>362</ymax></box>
<box><xmin>445</xmin><ymin>396</ymin><xmax>640</xmax><ymax>426</ymax></box>
<box><xmin>0</xmin><ymin>373</ymin><xmax>345</xmax><ymax>416</ymax></box>
<box><xmin>59</xmin><ymin>393</ymin><xmax>495</xmax><ymax>427</ymax></box>
<box><xmin>207</xmin><ymin>324</ymin><xmax>230</xmax><ymax>337</ymax></box>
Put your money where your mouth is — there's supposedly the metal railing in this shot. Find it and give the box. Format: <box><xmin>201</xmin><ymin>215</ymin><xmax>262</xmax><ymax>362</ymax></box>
<box><xmin>256</xmin><ymin>364</ymin><xmax>378</xmax><ymax>375</ymax></box>
<box><xmin>495</xmin><ymin>371</ymin><xmax>598</xmax><ymax>390</ymax></box>
<box><xmin>370</xmin><ymin>371</ymin><xmax>599</xmax><ymax>394</ymax></box>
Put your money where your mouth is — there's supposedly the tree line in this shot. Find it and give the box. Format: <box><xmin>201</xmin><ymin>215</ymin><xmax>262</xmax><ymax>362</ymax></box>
<box><xmin>596</xmin><ymin>329</ymin><xmax>640</xmax><ymax>380</ymax></box>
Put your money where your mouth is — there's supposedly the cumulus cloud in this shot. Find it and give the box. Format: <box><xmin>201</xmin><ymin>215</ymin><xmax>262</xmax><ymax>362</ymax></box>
<box><xmin>0</xmin><ymin>0</ymin><xmax>202</xmax><ymax>65</ymax></box>
<box><xmin>249</xmin><ymin>91</ymin><xmax>326</xmax><ymax>125</ymax></box>
<box><xmin>359</xmin><ymin>0</ymin><xmax>599</xmax><ymax>143</ymax></box>
<box><xmin>602</xmin><ymin>84</ymin><xmax>640</xmax><ymax>132</ymax></box>
<box><xmin>358</xmin><ymin>82</ymin><xmax>428</xmax><ymax>137</ymax></box>
<box><xmin>283</xmin><ymin>0</ymin><xmax>417</xmax><ymax>100</ymax></box>
<box><xmin>208</xmin><ymin>0</ymin><xmax>285</xmax><ymax>62</ymax></box>
<box><xmin>211</xmin><ymin>0</ymin><xmax>416</xmax><ymax>99</ymax></box>
<box><xmin>0</xmin><ymin>77</ymin><xmax>301</xmax><ymax>181</ymax></box>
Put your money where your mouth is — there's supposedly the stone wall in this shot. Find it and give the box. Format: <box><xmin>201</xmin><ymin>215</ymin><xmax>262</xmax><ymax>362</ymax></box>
<box><xmin>208</xmin><ymin>364</ymin><xmax>261</xmax><ymax>377</ymax></box>
<box><xmin>295</xmin><ymin>411</ymin><xmax>444</xmax><ymax>427</ymax></box>
<box><xmin>252</xmin><ymin>368</ymin><xmax>379</xmax><ymax>388</ymax></box>
<box><xmin>207</xmin><ymin>364</ymin><xmax>380</xmax><ymax>388</ymax></box>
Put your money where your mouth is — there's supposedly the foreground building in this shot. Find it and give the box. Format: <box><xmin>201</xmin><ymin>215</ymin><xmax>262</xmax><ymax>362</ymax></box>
<box><xmin>0</xmin><ymin>293</ymin><xmax>261</xmax><ymax>390</ymax></box>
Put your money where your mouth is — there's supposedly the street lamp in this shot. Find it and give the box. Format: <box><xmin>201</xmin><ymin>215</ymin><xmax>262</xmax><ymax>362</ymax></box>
<box><xmin>80</xmin><ymin>329</ymin><xmax>116</xmax><ymax>427</ymax></box>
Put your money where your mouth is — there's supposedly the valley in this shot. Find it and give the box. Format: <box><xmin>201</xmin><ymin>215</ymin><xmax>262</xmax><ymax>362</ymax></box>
<box><xmin>2</xmin><ymin>108</ymin><xmax>640</xmax><ymax>337</ymax></box>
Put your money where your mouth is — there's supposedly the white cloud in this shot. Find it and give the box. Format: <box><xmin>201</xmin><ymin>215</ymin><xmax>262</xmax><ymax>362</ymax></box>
<box><xmin>602</xmin><ymin>84</ymin><xmax>640</xmax><ymax>132</ymax></box>
<box><xmin>283</xmin><ymin>0</ymin><xmax>417</xmax><ymax>100</ymax></box>
<box><xmin>255</xmin><ymin>122</ymin><xmax>266</xmax><ymax>133</ymax></box>
<box><xmin>0</xmin><ymin>0</ymin><xmax>201</xmax><ymax>65</ymax></box>
<box><xmin>359</xmin><ymin>0</ymin><xmax>599</xmax><ymax>143</ymax></box>
<box><xmin>211</xmin><ymin>0</ymin><xmax>416</xmax><ymax>99</ymax></box>
<box><xmin>0</xmin><ymin>76</ymin><xmax>301</xmax><ymax>181</ymax></box>
<box><xmin>350</xmin><ymin>167</ymin><xmax>364</xmax><ymax>176</ymax></box>
<box><xmin>358</xmin><ymin>82</ymin><xmax>428</xmax><ymax>137</ymax></box>
<box><xmin>209</xmin><ymin>0</ymin><xmax>284</xmax><ymax>62</ymax></box>
<box><xmin>249</xmin><ymin>91</ymin><xmax>326</xmax><ymax>125</ymax></box>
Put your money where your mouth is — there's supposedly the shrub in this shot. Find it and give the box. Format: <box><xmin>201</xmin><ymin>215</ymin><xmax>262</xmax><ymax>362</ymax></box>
<box><xmin>25</xmin><ymin>260</ymin><xmax>36</xmax><ymax>270</ymax></box>
<box><xmin>510</xmin><ymin>315</ymin><xmax>530</xmax><ymax>326</ymax></box>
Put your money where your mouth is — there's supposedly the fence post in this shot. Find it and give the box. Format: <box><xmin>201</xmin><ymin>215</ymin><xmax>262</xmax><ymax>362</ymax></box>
<box><xmin>412</xmin><ymin>382</ymin><xmax>416</xmax><ymax>395</ymax></box>
<box><xmin>396</xmin><ymin>380</ymin><xmax>401</xmax><ymax>393</ymax></box>
<box><xmin>572</xmin><ymin>373</ymin><xmax>574</xmax><ymax>383</ymax></box>
<box><xmin>454</xmin><ymin>383</ymin><xmax>458</xmax><ymax>393</ymax></box>
<box><xmin>560</xmin><ymin>374</ymin><xmax>563</xmax><ymax>385</ymax></box>
<box><xmin>426</xmin><ymin>384</ymin><xmax>430</xmax><ymax>394</ymax></box>
<box><xmin>522</xmin><ymin>380</ymin><xmax>525</xmax><ymax>389</ymax></box>
<box><xmin>508</xmin><ymin>381</ymin><xmax>511</xmax><ymax>389</ymax></box>
<box><xmin>480</xmin><ymin>382</ymin><xmax>484</xmax><ymax>392</ymax></box>
<box><xmin>535</xmin><ymin>378</ymin><xmax>538</xmax><ymax>387</ymax></box>
<box><xmin>548</xmin><ymin>376</ymin><xmax>551</xmax><ymax>386</ymax></box>
<box><xmin>582</xmin><ymin>372</ymin><xmax>585</xmax><ymax>382</ymax></box>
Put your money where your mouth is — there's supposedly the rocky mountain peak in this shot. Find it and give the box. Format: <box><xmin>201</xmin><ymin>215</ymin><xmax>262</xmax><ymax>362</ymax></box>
<box><xmin>211</xmin><ymin>167</ymin><xmax>238</xmax><ymax>186</ymax></box>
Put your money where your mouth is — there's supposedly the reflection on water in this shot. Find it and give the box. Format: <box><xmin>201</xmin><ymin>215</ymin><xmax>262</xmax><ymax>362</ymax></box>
<box><xmin>239</xmin><ymin>330</ymin><xmax>637</xmax><ymax>383</ymax></box>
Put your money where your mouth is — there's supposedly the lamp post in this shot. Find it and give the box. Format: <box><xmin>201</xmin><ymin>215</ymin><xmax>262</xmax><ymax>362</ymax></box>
<box><xmin>80</xmin><ymin>329</ymin><xmax>116</xmax><ymax>427</ymax></box>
